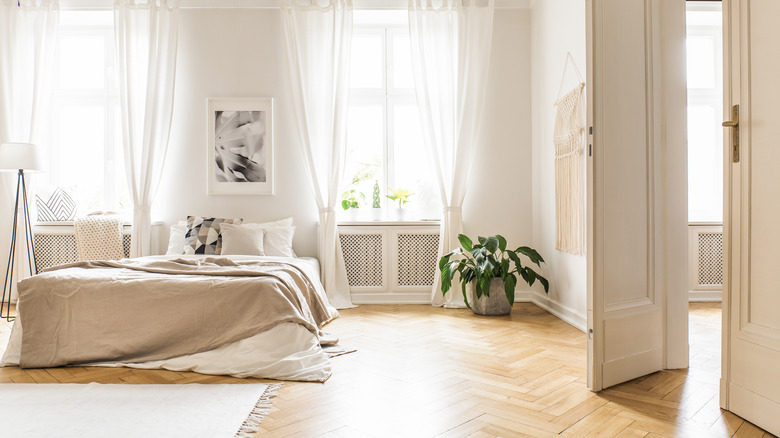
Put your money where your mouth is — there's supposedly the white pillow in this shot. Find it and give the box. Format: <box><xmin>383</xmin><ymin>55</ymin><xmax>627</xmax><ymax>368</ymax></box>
<box><xmin>250</xmin><ymin>217</ymin><xmax>293</xmax><ymax>228</ymax></box>
<box><xmin>165</xmin><ymin>222</ymin><xmax>187</xmax><ymax>255</ymax></box>
<box><xmin>262</xmin><ymin>226</ymin><xmax>296</xmax><ymax>258</ymax></box>
<box><xmin>166</xmin><ymin>217</ymin><xmax>294</xmax><ymax>256</ymax></box>
<box><xmin>229</xmin><ymin>224</ymin><xmax>295</xmax><ymax>257</ymax></box>
<box><xmin>220</xmin><ymin>223</ymin><xmax>265</xmax><ymax>256</ymax></box>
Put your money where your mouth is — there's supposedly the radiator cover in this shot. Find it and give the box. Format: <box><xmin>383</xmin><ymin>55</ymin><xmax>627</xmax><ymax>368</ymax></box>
<box><xmin>340</xmin><ymin>232</ymin><xmax>384</xmax><ymax>287</ymax></box>
<box><xmin>396</xmin><ymin>232</ymin><xmax>440</xmax><ymax>287</ymax></box>
<box><xmin>33</xmin><ymin>223</ymin><xmax>161</xmax><ymax>274</ymax></box>
<box><xmin>34</xmin><ymin>233</ymin><xmax>132</xmax><ymax>274</ymax></box>
<box><xmin>688</xmin><ymin>225</ymin><xmax>723</xmax><ymax>301</ymax></box>
<box><xmin>339</xmin><ymin>223</ymin><xmax>440</xmax><ymax>304</ymax></box>
<box><xmin>697</xmin><ymin>231</ymin><xmax>723</xmax><ymax>287</ymax></box>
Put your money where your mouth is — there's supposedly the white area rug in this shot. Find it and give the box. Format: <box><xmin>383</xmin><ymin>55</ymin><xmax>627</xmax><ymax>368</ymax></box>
<box><xmin>0</xmin><ymin>382</ymin><xmax>280</xmax><ymax>438</ymax></box>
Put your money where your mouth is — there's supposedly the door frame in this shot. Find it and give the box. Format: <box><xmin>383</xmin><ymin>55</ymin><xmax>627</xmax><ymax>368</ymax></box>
<box><xmin>664</xmin><ymin>0</ymin><xmax>691</xmax><ymax>373</ymax></box>
<box><xmin>720</xmin><ymin>0</ymin><xmax>734</xmax><ymax>410</ymax></box>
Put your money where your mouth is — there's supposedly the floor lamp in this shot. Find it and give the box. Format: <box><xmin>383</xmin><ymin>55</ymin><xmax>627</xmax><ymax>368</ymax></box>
<box><xmin>0</xmin><ymin>142</ymin><xmax>43</xmax><ymax>322</ymax></box>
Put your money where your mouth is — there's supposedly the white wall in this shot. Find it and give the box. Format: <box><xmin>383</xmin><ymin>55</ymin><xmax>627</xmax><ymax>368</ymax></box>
<box><xmin>530</xmin><ymin>0</ymin><xmax>587</xmax><ymax>329</ymax></box>
<box><xmin>463</xmin><ymin>9</ymin><xmax>533</xmax><ymax>248</ymax></box>
<box><xmin>156</xmin><ymin>9</ymin><xmax>319</xmax><ymax>256</ymax></box>
<box><xmin>156</xmin><ymin>8</ymin><xmax>535</xmax><ymax>259</ymax></box>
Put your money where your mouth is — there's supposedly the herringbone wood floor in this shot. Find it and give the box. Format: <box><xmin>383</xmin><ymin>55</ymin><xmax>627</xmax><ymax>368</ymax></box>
<box><xmin>0</xmin><ymin>303</ymin><xmax>773</xmax><ymax>437</ymax></box>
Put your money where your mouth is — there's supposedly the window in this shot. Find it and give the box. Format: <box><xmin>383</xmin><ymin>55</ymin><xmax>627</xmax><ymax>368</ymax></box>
<box><xmin>686</xmin><ymin>3</ymin><xmax>723</xmax><ymax>223</ymax></box>
<box><xmin>46</xmin><ymin>11</ymin><xmax>130</xmax><ymax>217</ymax></box>
<box><xmin>342</xmin><ymin>11</ymin><xmax>440</xmax><ymax>220</ymax></box>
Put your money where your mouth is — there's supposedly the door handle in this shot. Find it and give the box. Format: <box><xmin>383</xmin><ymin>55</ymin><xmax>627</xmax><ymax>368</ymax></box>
<box><xmin>722</xmin><ymin>105</ymin><xmax>740</xmax><ymax>163</ymax></box>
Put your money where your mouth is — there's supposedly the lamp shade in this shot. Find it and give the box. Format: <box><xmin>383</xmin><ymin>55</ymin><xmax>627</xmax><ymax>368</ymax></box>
<box><xmin>0</xmin><ymin>143</ymin><xmax>44</xmax><ymax>172</ymax></box>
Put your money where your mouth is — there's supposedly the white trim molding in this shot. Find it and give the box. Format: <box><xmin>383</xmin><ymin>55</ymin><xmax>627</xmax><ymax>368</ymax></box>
<box><xmin>516</xmin><ymin>290</ymin><xmax>587</xmax><ymax>333</ymax></box>
<box><xmin>689</xmin><ymin>290</ymin><xmax>723</xmax><ymax>303</ymax></box>
<box><xmin>182</xmin><ymin>0</ymin><xmax>531</xmax><ymax>9</ymax></box>
<box><xmin>60</xmin><ymin>0</ymin><xmax>532</xmax><ymax>10</ymax></box>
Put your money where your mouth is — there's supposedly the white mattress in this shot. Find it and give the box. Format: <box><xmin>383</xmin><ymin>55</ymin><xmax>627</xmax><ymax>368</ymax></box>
<box><xmin>1</xmin><ymin>255</ymin><xmax>335</xmax><ymax>382</ymax></box>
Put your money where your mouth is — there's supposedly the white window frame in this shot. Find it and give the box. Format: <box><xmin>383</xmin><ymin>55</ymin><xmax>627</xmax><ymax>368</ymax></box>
<box><xmin>348</xmin><ymin>23</ymin><xmax>426</xmax><ymax>220</ymax></box>
<box><xmin>48</xmin><ymin>14</ymin><xmax>124</xmax><ymax>215</ymax></box>
<box><xmin>686</xmin><ymin>2</ymin><xmax>723</xmax><ymax>225</ymax></box>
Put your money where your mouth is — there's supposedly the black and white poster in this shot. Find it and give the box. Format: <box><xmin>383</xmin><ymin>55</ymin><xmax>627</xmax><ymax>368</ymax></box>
<box><xmin>207</xmin><ymin>98</ymin><xmax>274</xmax><ymax>195</ymax></box>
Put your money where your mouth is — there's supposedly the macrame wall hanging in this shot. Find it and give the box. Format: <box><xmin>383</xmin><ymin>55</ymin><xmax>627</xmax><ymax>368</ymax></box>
<box><xmin>554</xmin><ymin>52</ymin><xmax>585</xmax><ymax>255</ymax></box>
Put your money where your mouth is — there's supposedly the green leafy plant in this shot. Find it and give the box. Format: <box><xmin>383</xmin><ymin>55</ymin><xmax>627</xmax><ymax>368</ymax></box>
<box><xmin>341</xmin><ymin>189</ymin><xmax>365</xmax><ymax>210</ymax></box>
<box><xmin>386</xmin><ymin>187</ymin><xmax>414</xmax><ymax>208</ymax></box>
<box><xmin>439</xmin><ymin>234</ymin><xmax>550</xmax><ymax>310</ymax></box>
<box><xmin>372</xmin><ymin>180</ymin><xmax>381</xmax><ymax>208</ymax></box>
<box><xmin>341</xmin><ymin>162</ymin><xmax>379</xmax><ymax>211</ymax></box>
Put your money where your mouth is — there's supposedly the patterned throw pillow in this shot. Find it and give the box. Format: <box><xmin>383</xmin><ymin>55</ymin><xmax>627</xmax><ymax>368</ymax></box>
<box><xmin>183</xmin><ymin>216</ymin><xmax>242</xmax><ymax>255</ymax></box>
<box><xmin>36</xmin><ymin>187</ymin><xmax>77</xmax><ymax>222</ymax></box>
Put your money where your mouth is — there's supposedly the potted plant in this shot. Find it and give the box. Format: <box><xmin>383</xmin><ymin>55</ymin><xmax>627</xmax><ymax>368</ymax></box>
<box><xmin>439</xmin><ymin>234</ymin><xmax>550</xmax><ymax>316</ymax></box>
<box><xmin>370</xmin><ymin>180</ymin><xmax>382</xmax><ymax>220</ymax></box>
<box><xmin>387</xmin><ymin>187</ymin><xmax>414</xmax><ymax>220</ymax></box>
<box><xmin>340</xmin><ymin>162</ymin><xmax>378</xmax><ymax>220</ymax></box>
<box><xmin>341</xmin><ymin>189</ymin><xmax>365</xmax><ymax>211</ymax></box>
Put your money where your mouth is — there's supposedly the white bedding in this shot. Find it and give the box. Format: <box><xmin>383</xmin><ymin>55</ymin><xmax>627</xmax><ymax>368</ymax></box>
<box><xmin>1</xmin><ymin>255</ymin><xmax>336</xmax><ymax>382</ymax></box>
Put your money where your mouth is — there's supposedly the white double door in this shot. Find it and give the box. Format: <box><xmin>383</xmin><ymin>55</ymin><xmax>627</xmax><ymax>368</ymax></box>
<box><xmin>720</xmin><ymin>0</ymin><xmax>780</xmax><ymax>434</ymax></box>
<box><xmin>587</xmin><ymin>0</ymin><xmax>780</xmax><ymax>435</ymax></box>
<box><xmin>586</xmin><ymin>0</ymin><xmax>688</xmax><ymax>392</ymax></box>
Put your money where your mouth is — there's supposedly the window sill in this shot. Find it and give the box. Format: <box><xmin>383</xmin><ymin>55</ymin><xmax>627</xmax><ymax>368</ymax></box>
<box><xmin>34</xmin><ymin>221</ymin><xmax>164</xmax><ymax>227</ymax></box>
<box><xmin>688</xmin><ymin>222</ymin><xmax>722</xmax><ymax>227</ymax></box>
<box><xmin>338</xmin><ymin>219</ymin><xmax>440</xmax><ymax>226</ymax></box>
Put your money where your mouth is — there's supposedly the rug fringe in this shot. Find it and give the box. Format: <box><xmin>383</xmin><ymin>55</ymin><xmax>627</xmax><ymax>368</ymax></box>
<box><xmin>235</xmin><ymin>383</ymin><xmax>283</xmax><ymax>438</ymax></box>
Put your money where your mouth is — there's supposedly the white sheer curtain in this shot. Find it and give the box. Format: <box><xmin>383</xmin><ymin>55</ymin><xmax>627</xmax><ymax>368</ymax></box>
<box><xmin>0</xmin><ymin>0</ymin><xmax>59</xmax><ymax>296</ymax></box>
<box><xmin>409</xmin><ymin>0</ymin><xmax>494</xmax><ymax>307</ymax></box>
<box><xmin>281</xmin><ymin>0</ymin><xmax>354</xmax><ymax>309</ymax></box>
<box><xmin>115</xmin><ymin>0</ymin><xmax>178</xmax><ymax>257</ymax></box>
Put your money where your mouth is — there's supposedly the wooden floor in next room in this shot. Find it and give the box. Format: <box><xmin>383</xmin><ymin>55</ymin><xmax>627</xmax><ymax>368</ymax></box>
<box><xmin>0</xmin><ymin>303</ymin><xmax>773</xmax><ymax>437</ymax></box>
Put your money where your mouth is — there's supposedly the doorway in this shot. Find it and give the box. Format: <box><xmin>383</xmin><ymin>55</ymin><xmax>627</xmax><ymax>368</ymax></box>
<box><xmin>686</xmin><ymin>2</ymin><xmax>724</xmax><ymax>302</ymax></box>
<box><xmin>686</xmin><ymin>0</ymin><xmax>724</xmax><ymax>430</ymax></box>
<box><xmin>685</xmin><ymin>0</ymin><xmax>724</xmax><ymax>399</ymax></box>
<box><xmin>685</xmin><ymin>0</ymin><xmax>724</xmax><ymax>415</ymax></box>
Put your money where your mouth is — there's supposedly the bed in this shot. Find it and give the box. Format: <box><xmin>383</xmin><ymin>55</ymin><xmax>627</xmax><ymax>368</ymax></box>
<box><xmin>0</xmin><ymin>254</ymin><xmax>341</xmax><ymax>382</ymax></box>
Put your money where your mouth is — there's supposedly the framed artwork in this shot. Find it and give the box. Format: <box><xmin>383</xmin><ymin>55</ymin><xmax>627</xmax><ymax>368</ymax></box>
<box><xmin>207</xmin><ymin>97</ymin><xmax>274</xmax><ymax>195</ymax></box>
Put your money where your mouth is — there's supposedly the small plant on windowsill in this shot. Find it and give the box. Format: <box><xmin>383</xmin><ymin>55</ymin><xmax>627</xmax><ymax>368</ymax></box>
<box><xmin>341</xmin><ymin>161</ymin><xmax>378</xmax><ymax>212</ymax></box>
<box><xmin>372</xmin><ymin>180</ymin><xmax>381</xmax><ymax>209</ymax></box>
<box><xmin>341</xmin><ymin>189</ymin><xmax>365</xmax><ymax>210</ymax></box>
<box><xmin>386</xmin><ymin>187</ymin><xmax>414</xmax><ymax>208</ymax></box>
<box><xmin>439</xmin><ymin>234</ymin><xmax>550</xmax><ymax>316</ymax></box>
<box><xmin>386</xmin><ymin>187</ymin><xmax>415</xmax><ymax>221</ymax></box>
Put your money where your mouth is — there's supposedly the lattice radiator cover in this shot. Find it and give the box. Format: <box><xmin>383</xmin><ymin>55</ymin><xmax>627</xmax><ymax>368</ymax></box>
<box><xmin>339</xmin><ymin>228</ymin><xmax>441</xmax><ymax>292</ymax></box>
<box><xmin>340</xmin><ymin>233</ymin><xmax>384</xmax><ymax>287</ymax></box>
<box><xmin>397</xmin><ymin>233</ymin><xmax>440</xmax><ymax>287</ymax></box>
<box><xmin>34</xmin><ymin>233</ymin><xmax>131</xmax><ymax>274</ymax></box>
<box><xmin>697</xmin><ymin>231</ymin><xmax>723</xmax><ymax>287</ymax></box>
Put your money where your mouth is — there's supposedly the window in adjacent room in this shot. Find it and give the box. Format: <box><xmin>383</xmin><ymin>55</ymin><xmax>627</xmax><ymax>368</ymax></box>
<box><xmin>342</xmin><ymin>11</ymin><xmax>440</xmax><ymax>221</ymax></box>
<box><xmin>686</xmin><ymin>3</ymin><xmax>723</xmax><ymax>224</ymax></box>
<box><xmin>45</xmin><ymin>11</ymin><xmax>130</xmax><ymax>218</ymax></box>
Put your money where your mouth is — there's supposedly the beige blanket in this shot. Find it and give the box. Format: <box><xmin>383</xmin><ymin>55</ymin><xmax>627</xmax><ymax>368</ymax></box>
<box><xmin>17</xmin><ymin>257</ymin><xmax>339</xmax><ymax>369</ymax></box>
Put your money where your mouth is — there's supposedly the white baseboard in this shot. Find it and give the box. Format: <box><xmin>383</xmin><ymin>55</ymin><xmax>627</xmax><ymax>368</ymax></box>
<box><xmin>348</xmin><ymin>289</ymin><xmax>588</xmax><ymax>332</ymax></box>
<box><xmin>350</xmin><ymin>291</ymin><xmax>431</xmax><ymax>304</ymax></box>
<box><xmin>688</xmin><ymin>290</ymin><xmax>722</xmax><ymax>302</ymax></box>
<box><xmin>516</xmin><ymin>290</ymin><xmax>587</xmax><ymax>333</ymax></box>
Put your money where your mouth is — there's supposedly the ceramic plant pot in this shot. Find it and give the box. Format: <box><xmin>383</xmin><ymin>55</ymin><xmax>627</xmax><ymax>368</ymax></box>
<box><xmin>368</xmin><ymin>208</ymin><xmax>383</xmax><ymax>221</ymax></box>
<box><xmin>467</xmin><ymin>278</ymin><xmax>512</xmax><ymax>316</ymax></box>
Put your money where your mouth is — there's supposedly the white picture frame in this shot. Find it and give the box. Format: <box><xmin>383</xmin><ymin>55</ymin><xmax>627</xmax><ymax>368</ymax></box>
<box><xmin>207</xmin><ymin>97</ymin><xmax>274</xmax><ymax>195</ymax></box>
